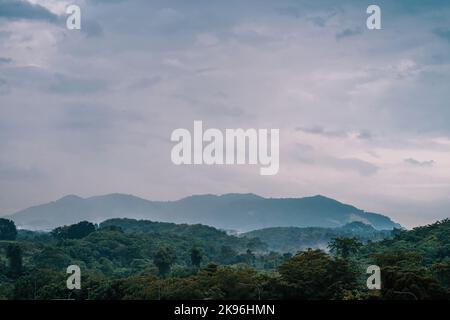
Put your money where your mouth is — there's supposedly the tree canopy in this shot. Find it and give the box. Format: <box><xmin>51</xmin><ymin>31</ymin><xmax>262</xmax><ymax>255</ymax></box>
<box><xmin>0</xmin><ymin>219</ymin><xmax>17</xmax><ymax>241</ymax></box>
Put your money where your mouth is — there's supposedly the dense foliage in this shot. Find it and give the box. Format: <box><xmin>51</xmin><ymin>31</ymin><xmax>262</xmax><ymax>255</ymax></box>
<box><xmin>243</xmin><ymin>222</ymin><xmax>390</xmax><ymax>252</ymax></box>
<box><xmin>0</xmin><ymin>218</ymin><xmax>17</xmax><ymax>241</ymax></box>
<box><xmin>1</xmin><ymin>218</ymin><xmax>450</xmax><ymax>300</ymax></box>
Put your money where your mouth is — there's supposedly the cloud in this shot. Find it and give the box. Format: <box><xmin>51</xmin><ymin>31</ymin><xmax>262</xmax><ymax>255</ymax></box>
<box><xmin>404</xmin><ymin>158</ymin><xmax>436</xmax><ymax>167</ymax></box>
<box><xmin>294</xmin><ymin>142</ymin><xmax>379</xmax><ymax>176</ymax></box>
<box><xmin>307</xmin><ymin>10</ymin><xmax>338</xmax><ymax>27</ymax></box>
<box><xmin>357</xmin><ymin>130</ymin><xmax>372</xmax><ymax>140</ymax></box>
<box><xmin>0</xmin><ymin>57</ymin><xmax>12</xmax><ymax>64</ymax></box>
<box><xmin>0</xmin><ymin>161</ymin><xmax>43</xmax><ymax>181</ymax></box>
<box><xmin>82</xmin><ymin>19</ymin><xmax>104</xmax><ymax>38</ymax></box>
<box><xmin>336</xmin><ymin>27</ymin><xmax>362</xmax><ymax>40</ymax></box>
<box><xmin>296</xmin><ymin>125</ymin><xmax>348</xmax><ymax>138</ymax></box>
<box><xmin>0</xmin><ymin>0</ymin><xmax>58</xmax><ymax>22</ymax></box>
<box><xmin>90</xmin><ymin>0</ymin><xmax>127</xmax><ymax>5</ymax></box>
<box><xmin>0</xmin><ymin>78</ymin><xmax>9</xmax><ymax>94</ymax></box>
<box><xmin>433</xmin><ymin>28</ymin><xmax>450</xmax><ymax>43</ymax></box>
<box><xmin>275</xmin><ymin>7</ymin><xmax>300</xmax><ymax>19</ymax></box>
<box><xmin>0</xmin><ymin>0</ymin><xmax>450</xmax><ymax>228</ymax></box>
<box><xmin>128</xmin><ymin>76</ymin><xmax>162</xmax><ymax>90</ymax></box>
<box><xmin>308</xmin><ymin>156</ymin><xmax>379</xmax><ymax>176</ymax></box>
<box><xmin>47</xmin><ymin>74</ymin><xmax>108</xmax><ymax>94</ymax></box>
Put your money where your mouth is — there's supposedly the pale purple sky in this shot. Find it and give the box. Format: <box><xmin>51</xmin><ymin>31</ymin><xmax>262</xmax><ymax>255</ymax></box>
<box><xmin>1</xmin><ymin>0</ymin><xmax>450</xmax><ymax>228</ymax></box>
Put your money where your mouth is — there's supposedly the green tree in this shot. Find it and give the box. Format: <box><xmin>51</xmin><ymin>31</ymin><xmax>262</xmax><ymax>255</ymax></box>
<box><xmin>51</xmin><ymin>221</ymin><xmax>96</xmax><ymax>240</ymax></box>
<box><xmin>33</xmin><ymin>247</ymin><xmax>71</xmax><ymax>270</ymax></box>
<box><xmin>219</xmin><ymin>245</ymin><xmax>237</xmax><ymax>265</ymax></box>
<box><xmin>153</xmin><ymin>247</ymin><xmax>176</xmax><ymax>278</ymax></box>
<box><xmin>0</xmin><ymin>218</ymin><xmax>17</xmax><ymax>240</ymax></box>
<box><xmin>277</xmin><ymin>249</ymin><xmax>357</xmax><ymax>299</ymax></box>
<box><xmin>190</xmin><ymin>247</ymin><xmax>202</xmax><ymax>268</ymax></box>
<box><xmin>381</xmin><ymin>266</ymin><xmax>448</xmax><ymax>300</ymax></box>
<box><xmin>328</xmin><ymin>237</ymin><xmax>362</xmax><ymax>259</ymax></box>
<box><xmin>6</xmin><ymin>244</ymin><xmax>23</xmax><ymax>277</ymax></box>
<box><xmin>243</xmin><ymin>249</ymin><xmax>256</xmax><ymax>266</ymax></box>
<box><xmin>431</xmin><ymin>262</ymin><xmax>450</xmax><ymax>288</ymax></box>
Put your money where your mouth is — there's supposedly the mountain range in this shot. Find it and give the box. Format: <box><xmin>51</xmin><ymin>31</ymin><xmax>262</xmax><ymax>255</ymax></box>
<box><xmin>4</xmin><ymin>193</ymin><xmax>401</xmax><ymax>232</ymax></box>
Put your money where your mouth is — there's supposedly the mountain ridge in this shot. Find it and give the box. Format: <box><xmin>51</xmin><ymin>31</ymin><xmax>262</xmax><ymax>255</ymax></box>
<box><xmin>5</xmin><ymin>193</ymin><xmax>401</xmax><ymax>231</ymax></box>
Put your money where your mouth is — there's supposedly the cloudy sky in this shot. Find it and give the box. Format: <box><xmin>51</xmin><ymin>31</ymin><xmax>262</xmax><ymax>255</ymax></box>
<box><xmin>1</xmin><ymin>0</ymin><xmax>450</xmax><ymax>228</ymax></box>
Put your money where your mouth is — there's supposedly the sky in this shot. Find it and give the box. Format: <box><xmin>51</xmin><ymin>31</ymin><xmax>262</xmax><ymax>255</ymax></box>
<box><xmin>1</xmin><ymin>0</ymin><xmax>450</xmax><ymax>228</ymax></box>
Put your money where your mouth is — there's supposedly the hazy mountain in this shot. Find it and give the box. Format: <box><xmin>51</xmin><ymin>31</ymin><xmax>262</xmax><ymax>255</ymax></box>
<box><xmin>5</xmin><ymin>193</ymin><xmax>401</xmax><ymax>231</ymax></box>
<box><xmin>242</xmin><ymin>221</ymin><xmax>392</xmax><ymax>253</ymax></box>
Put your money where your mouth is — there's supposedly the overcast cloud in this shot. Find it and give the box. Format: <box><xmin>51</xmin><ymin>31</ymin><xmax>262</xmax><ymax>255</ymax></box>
<box><xmin>1</xmin><ymin>0</ymin><xmax>450</xmax><ymax>228</ymax></box>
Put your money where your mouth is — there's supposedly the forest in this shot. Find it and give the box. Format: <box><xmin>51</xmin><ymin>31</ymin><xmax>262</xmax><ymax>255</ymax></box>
<box><xmin>0</xmin><ymin>217</ymin><xmax>450</xmax><ymax>300</ymax></box>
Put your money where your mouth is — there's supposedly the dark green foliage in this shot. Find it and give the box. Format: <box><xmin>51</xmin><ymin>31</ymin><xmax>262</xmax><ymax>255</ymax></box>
<box><xmin>381</xmin><ymin>266</ymin><xmax>448</xmax><ymax>300</ymax></box>
<box><xmin>0</xmin><ymin>218</ymin><xmax>17</xmax><ymax>240</ymax></box>
<box><xmin>243</xmin><ymin>222</ymin><xmax>389</xmax><ymax>253</ymax></box>
<box><xmin>100</xmin><ymin>218</ymin><xmax>265</xmax><ymax>253</ymax></box>
<box><xmin>431</xmin><ymin>262</ymin><xmax>450</xmax><ymax>288</ymax></box>
<box><xmin>51</xmin><ymin>221</ymin><xmax>96</xmax><ymax>240</ymax></box>
<box><xmin>329</xmin><ymin>237</ymin><xmax>363</xmax><ymax>259</ymax></box>
<box><xmin>153</xmin><ymin>247</ymin><xmax>176</xmax><ymax>277</ymax></box>
<box><xmin>277</xmin><ymin>249</ymin><xmax>358</xmax><ymax>299</ymax></box>
<box><xmin>190</xmin><ymin>247</ymin><xmax>202</xmax><ymax>268</ymax></box>
<box><xmin>6</xmin><ymin>244</ymin><xmax>22</xmax><ymax>277</ymax></box>
<box><xmin>1</xmin><ymin>218</ymin><xmax>450</xmax><ymax>300</ymax></box>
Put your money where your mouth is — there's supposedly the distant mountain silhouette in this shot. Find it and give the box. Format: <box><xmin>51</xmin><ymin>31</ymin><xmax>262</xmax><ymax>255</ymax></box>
<box><xmin>5</xmin><ymin>193</ymin><xmax>401</xmax><ymax>231</ymax></box>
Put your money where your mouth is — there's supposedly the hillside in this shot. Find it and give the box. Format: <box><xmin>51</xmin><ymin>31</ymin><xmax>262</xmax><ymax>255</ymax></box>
<box><xmin>0</xmin><ymin>218</ymin><xmax>266</xmax><ymax>280</ymax></box>
<box><xmin>242</xmin><ymin>222</ymin><xmax>392</xmax><ymax>252</ymax></box>
<box><xmin>99</xmin><ymin>218</ymin><xmax>267</xmax><ymax>253</ymax></box>
<box><xmin>6</xmin><ymin>193</ymin><xmax>401</xmax><ymax>231</ymax></box>
<box><xmin>1</xmin><ymin>217</ymin><xmax>449</xmax><ymax>300</ymax></box>
<box><xmin>361</xmin><ymin>218</ymin><xmax>450</xmax><ymax>266</ymax></box>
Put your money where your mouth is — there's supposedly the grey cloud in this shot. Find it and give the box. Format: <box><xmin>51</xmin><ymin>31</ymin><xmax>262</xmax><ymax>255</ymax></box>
<box><xmin>128</xmin><ymin>76</ymin><xmax>162</xmax><ymax>90</ymax></box>
<box><xmin>0</xmin><ymin>162</ymin><xmax>43</xmax><ymax>182</ymax></box>
<box><xmin>0</xmin><ymin>57</ymin><xmax>12</xmax><ymax>64</ymax></box>
<box><xmin>307</xmin><ymin>10</ymin><xmax>339</xmax><ymax>27</ymax></box>
<box><xmin>336</xmin><ymin>27</ymin><xmax>362</xmax><ymax>40</ymax></box>
<box><xmin>89</xmin><ymin>0</ymin><xmax>127</xmax><ymax>4</ymax></box>
<box><xmin>55</xmin><ymin>102</ymin><xmax>148</xmax><ymax>144</ymax></box>
<box><xmin>50</xmin><ymin>103</ymin><xmax>137</xmax><ymax>153</ymax></box>
<box><xmin>48</xmin><ymin>74</ymin><xmax>108</xmax><ymax>94</ymax></box>
<box><xmin>433</xmin><ymin>28</ymin><xmax>450</xmax><ymax>42</ymax></box>
<box><xmin>357</xmin><ymin>130</ymin><xmax>372</xmax><ymax>140</ymax></box>
<box><xmin>0</xmin><ymin>78</ymin><xmax>9</xmax><ymax>94</ymax></box>
<box><xmin>404</xmin><ymin>158</ymin><xmax>435</xmax><ymax>167</ymax></box>
<box><xmin>0</xmin><ymin>0</ymin><xmax>449</xmax><ymax>226</ymax></box>
<box><xmin>275</xmin><ymin>7</ymin><xmax>301</xmax><ymax>19</ymax></box>
<box><xmin>0</xmin><ymin>31</ymin><xmax>12</xmax><ymax>39</ymax></box>
<box><xmin>295</xmin><ymin>125</ymin><xmax>348</xmax><ymax>138</ymax></box>
<box><xmin>195</xmin><ymin>67</ymin><xmax>219</xmax><ymax>74</ymax></box>
<box><xmin>59</xmin><ymin>103</ymin><xmax>115</xmax><ymax>131</ymax></box>
<box><xmin>295</xmin><ymin>144</ymin><xmax>378</xmax><ymax>176</ymax></box>
<box><xmin>82</xmin><ymin>20</ymin><xmax>104</xmax><ymax>38</ymax></box>
<box><xmin>172</xmin><ymin>93</ymin><xmax>247</xmax><ymax>118</ymax></box>
<box><xmin>333</xmin><ymin>157</ymin><xmax>379</xmax><ymax>176</ymax></box>
<box><xmin>197</xmin><ymin>103</ymin><xmax>246</xmax><ymax>118</ymax></box>
<box><xmin>0</xmin><ymin>0</ymin><xmax>58</xmax><ymax>22</ymax></box>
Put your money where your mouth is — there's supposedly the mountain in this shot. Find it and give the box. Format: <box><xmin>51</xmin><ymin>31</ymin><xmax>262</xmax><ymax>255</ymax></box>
<box><xmin>5</xmin><ymin>193</ymin><xmax>401</xmax><ymax>231</ymax></box>
<box><xmin>241</xmin><ymin>222</ymin><xmax>392</xmax><ymax>253</ymax></box>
